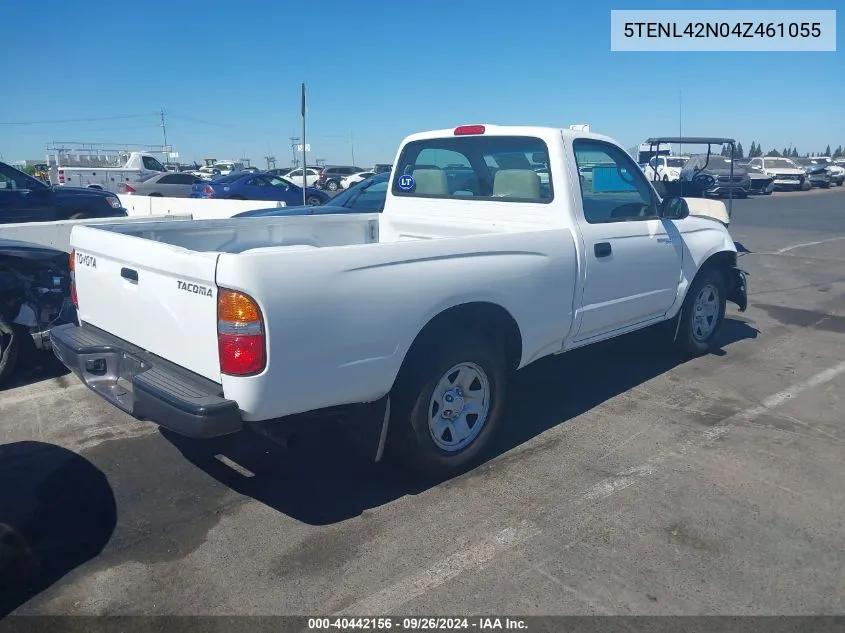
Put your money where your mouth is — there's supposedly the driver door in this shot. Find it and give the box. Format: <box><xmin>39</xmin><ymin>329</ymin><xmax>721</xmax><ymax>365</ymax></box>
<box><xmin>571</xmin><ymin>139</ymin><xmax>683</xmax><ymax>343</ymax></box>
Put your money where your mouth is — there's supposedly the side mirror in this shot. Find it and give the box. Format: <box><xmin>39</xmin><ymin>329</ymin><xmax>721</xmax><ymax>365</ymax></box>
<box><xmin>660</xmin><ymin>196</ymin><xmax>689</xmax><ymax>220</ymax></box>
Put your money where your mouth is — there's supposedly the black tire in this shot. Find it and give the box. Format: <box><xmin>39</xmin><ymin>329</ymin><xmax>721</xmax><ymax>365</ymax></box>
<box><xmin>662</xmin><ymin>174</ymin><xmax>669</xmax><ymax>182</ymax></box>
<box><xmin>148</xmin><ymin>193</ymin><xmax>163</xmax><ymax>197</ymax></box>
<box><xmin>67</xmin><ymin>212</ymin><xmax>88</xmax><ymax>220</ymax></box>
<box><xmin>229</xmin><ymin>195</ymin><xmax>246</xmax><ymax>200</ymax></box>
<box><xmin>673</xmin><ymin>268</ymin><xmax>727</xmax><ymax>358</ymax></box>
<box><xmin>387</xmin><ymin>331</ymin><xmax>508</xmax><ymax>479</ymax></box>
<box><xmin>326</xmin><ymin>180</ymin><xmax>339</xmax><ymax>192</ymax></box>
<box><xmin>0</xmin><ymin>317</ymin><xmax>20</xmax><ymax>387</ymax></box>
<box><xmin>306</xmin><ymin>196</ymin><xmax>323</xmax><ymax>206</ymax></box>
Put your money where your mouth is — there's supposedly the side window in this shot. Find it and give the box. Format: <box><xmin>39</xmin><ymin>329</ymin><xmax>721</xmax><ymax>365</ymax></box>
<box><xmin>0</xmin><ymin>166</ymin><xmax>25</xmax><ymax>191</ymax></box>
<box><xmin>648</xmin><ymin>157</ymin><xmax>658</xmax><ymax>168</ymax></box>
<box><xmin>573</xmin><ymin>140</ymin><xmax>656</xmax><ymax>224</ymax></box>
<box><xmin>157</xmin><ymin>174</ymin><xmax>179</xmax><ymax>184</ymax></box>
<box><xmin>142</xmin><ymin>156</ymin><xmax>165</xmax><ymax>171</ymax></box>
<box><xmin>246</xmin><ymin>177</ymin><xmax>267</xmax><ymax>187</ymax></box>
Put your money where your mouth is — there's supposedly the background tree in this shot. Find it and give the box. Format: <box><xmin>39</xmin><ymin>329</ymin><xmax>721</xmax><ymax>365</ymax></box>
<box><xmin>766</xmin><ymin>148</ymin><xmax>781</xmax><ymax>157</ymax></box>
<box><xmin>791</xmin><ymin>148</ymin><xmax>799</xmax><ymax>158</ymax></box>
<box><xmin>834</xmin><ymin>145</ymin><xmax>843</xmax><ymax>158</ymax></box>
<box><xmin>735</xmin><ymin>142</ymin><xmax>744</xmax><ymax>159</ymax></box>
<box><xmin>824</xmin><ymin>145</ymin><xmax>831</xmax><ymax>156</ymax></box>
<box><xmin>782</xmin><ymin>147</ymin><xmax>789</xmax><ymax>158</ymax></box>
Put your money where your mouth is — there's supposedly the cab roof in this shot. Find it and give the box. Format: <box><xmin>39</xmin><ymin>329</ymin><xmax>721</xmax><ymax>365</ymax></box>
<box><xmin>401</xmin><ymin>124</ymin><xmax>620</xmax><ymax>146</ymax></box>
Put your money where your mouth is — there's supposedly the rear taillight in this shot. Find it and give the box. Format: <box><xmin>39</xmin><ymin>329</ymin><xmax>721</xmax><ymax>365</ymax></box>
<box><xmin>217</xmin><ymin>289</ymin><xmax>265</xmax><ymax>376</ymax></box>
<box><xmin>122</xmin><ymin>184</ymin><xmax>136</xmax><ymax>194</ymax></box>
<box><xmin>58</xmin><ymin>169</ymin><xmax>65</xmax><ymax>184</ymax></box>
<box><xmin>203</xmin><ymin>185</ymin><xmax>215</xmax><ymax>198</ymax></box>
<box><xmin>69</xmin><ymin>250</ymin><xmax>77</xmax><ymax>308</ymax></box>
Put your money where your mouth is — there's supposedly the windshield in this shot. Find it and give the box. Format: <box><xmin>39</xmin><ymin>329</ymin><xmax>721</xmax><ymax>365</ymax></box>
<box><xmin>328</xmin><ymin>172</ymin><xmax>389</xmax><ymax>209</ymax></box>
<box><xmin>765</xmin><ymin>158</ymin><xmax>797</xmax><ymax>168</ymax></box>
<box><xmin>666</xmin><ymin>157</ymin><xmax>688</xmax><ymax>167</ymax></box>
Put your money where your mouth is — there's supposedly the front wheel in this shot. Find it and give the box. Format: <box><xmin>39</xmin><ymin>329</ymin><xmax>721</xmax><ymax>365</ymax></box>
<box><xmin>326</xmin><ymin>180</ymin><xmax>339</xmax><ymax>192</ymax></box>
<box><xmin>387</xmin><ymin>332</ymin><xmax>507</xmax><ymax>479</ymax></box>
<box><xmin>67</xmin><ymin>212</ymin><xmax>88</xmax><ymax>220</ymax></box>
<box><xmin>673</xmin><ymin>269</ymin><xmax>727</xmax><ymax>358</ymax></box>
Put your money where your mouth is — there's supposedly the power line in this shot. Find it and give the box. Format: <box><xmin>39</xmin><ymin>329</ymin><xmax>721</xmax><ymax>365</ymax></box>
<box><xmin>0</xmin><ymin>113</ymin><xmax>154</xmax><ymax>125</ymax></box>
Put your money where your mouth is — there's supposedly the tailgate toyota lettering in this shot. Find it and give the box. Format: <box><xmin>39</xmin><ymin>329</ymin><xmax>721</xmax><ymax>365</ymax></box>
<box><xmin>177</xmin><ymin>280</ymin><xmax>214</xmax><ymax>297</ymax></box>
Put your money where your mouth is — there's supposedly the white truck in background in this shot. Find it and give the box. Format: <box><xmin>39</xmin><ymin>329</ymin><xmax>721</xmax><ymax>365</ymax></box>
<box><xmin>51</xmin><ymin>124</ymin><xmax>748</xmax><ymax>480</ymax></box>
<box><xmin>47</xmin><ymin>144</ymin><xmax>168</xmax><ymax>193</ymax></box>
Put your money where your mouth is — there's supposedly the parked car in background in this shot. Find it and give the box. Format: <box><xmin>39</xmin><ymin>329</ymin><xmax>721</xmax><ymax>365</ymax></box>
<box><xmin>340</xmin><ymin>171</ymin><xmax>376</xmax><ymax>189</ymax></box>
<box><xmin>792</xmin><ymin>158</ymin><xmax>833</xmax><ymax>188</ymax></box>
<box><xmin>372</xmin><ymin>164</ymin><xmax>393</xmax><ymax>174</ymax></box>
<box><xmin>0</xmin><ymin>239</ymin><xmax>76</xmax><ymax>386</ymax></box>
<box><xmin>746</xmin><ymin>157</ymin><xmax>806</xmax><ymax>191</ymax></box>
<box><xmin>190</xmin><ymin>172</ymin><xmax>330</xmax><ymax>206</ymax></box>
<box><xmin>284</xmin><ymin>167</ymin><xmax>321</xmax><ymax>188</ymax></box>
<box><xmin>0</xmin><ymin>161</ymin><xmax>127</xmax><ymax>223</ymax></box>
<box><xmin>193</xmin><ymin>166</ymin><xmax>222</xmax><ymax>181</ymax></box>
<box><xmin>737</xmin><ymin>165</ymin><xmax>775</xmax><ymax>195</ymax></box>
<box><xmin>643</xmin><ymin>155</ymin><xmax>689</xmax><ymax>182</ymax></box>
<box><xmin>317</xmin><ymin>165</ymin><xmax>364</xmax><ymax>191</ymax></box>
<box><xmin>679</xmin><ymin>155</ymin><xmax>751</xmax><ymax>198</ymax></box>
<box><xmin>240</xmin><ymin>166</ymin><xmax>262</xmax><ymax>174</ymax></box>
<box><xmin>265</xmin><ymin>167</ymin><xmax>294</xmax><ymax>178</ymax></box>
<box><xmin>117</xmin><ymin>172</ymin><xmax>204</xmax><ymax>198</ymax></box>
<box><xmin>234</xmin><ymin>171</ymin><xmax>389</xmax><ymax>218</ymax></box>
<box><xmin>803</xmin><ymin>157</ymin><xmax>844</xmax><ymax>186</ymax></box>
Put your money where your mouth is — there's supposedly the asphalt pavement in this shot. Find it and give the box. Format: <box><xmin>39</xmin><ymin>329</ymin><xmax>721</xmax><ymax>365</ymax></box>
<box><xmin>1</xmin><ymin>188</ymin><xmax>844</xmax><ymax>617</ymax></box>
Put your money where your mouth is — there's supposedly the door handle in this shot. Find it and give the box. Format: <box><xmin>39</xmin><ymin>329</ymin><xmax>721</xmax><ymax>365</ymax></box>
<box><xmin>121</xmin><ymin>267</ymin><xmax>138</xmax><ymax>283</ymax></box>
<box><xmin>594</xmin><ymin>242</ymin><xmax>612</xmax><ymax>258</ymax></box>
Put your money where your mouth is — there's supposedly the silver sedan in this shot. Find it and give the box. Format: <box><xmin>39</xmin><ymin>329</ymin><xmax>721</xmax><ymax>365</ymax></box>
<box><xmin>117</xmin><ymin>172</ymin><xmax>205</xmax><ymax>197</ymax></box>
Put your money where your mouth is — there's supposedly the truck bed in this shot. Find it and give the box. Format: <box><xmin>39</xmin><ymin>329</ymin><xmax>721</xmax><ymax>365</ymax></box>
<box><xmin>91</xmin><ymin>213</ymin><xmax>382</xmax><ymax>253</ymax></box>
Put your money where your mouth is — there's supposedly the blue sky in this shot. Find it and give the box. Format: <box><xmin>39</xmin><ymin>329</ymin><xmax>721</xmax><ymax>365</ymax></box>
<box><xmin>1</xmin><ymin>0</ymin><xmax>842</xmax><ymax>167</ymax></box>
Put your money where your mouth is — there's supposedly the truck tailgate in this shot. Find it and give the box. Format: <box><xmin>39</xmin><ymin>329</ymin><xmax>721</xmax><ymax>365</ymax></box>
<box><xmin>71</xmin><ymin>225</ymin><xmax>222</xmax><ymax>383</ymax></box>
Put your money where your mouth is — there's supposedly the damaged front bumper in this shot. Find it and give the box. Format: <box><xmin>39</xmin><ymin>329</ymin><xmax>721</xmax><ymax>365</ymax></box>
<box><xmin>727</xmin><ymin>267</ymin><xmax>749</xmax><ymax>312</ymax></box>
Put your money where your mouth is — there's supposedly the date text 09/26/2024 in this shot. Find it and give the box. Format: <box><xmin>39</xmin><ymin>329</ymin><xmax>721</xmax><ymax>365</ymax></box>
<box><xmin>307</xmin><ymin>617</ymin><xmax>528</xmax><ymax>631</ymax></box>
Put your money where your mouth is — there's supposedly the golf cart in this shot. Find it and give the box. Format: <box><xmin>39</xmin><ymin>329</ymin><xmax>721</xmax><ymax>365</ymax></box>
<box><xmin>644</xmin><ymin>137</ymin><xmax>747</xmax><ymax>225</ymax></box>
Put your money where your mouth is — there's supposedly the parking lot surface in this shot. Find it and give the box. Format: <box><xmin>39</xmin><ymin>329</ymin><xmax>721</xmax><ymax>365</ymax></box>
<box><xmin>1</xmin><ymin>188</ymin><xmax>844</xmax><ymax>616</ymax></box>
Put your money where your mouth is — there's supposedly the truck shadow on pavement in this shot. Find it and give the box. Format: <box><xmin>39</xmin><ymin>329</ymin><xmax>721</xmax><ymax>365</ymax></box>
<box><xmin>163</xmin><ymin>318</ymin><xmax>758</xmax><ymax>526</ymax></box>
<box><xmin>0</xmin><ymin>441</ymin><xmax>116</xmax><ymax>618</ymax></box>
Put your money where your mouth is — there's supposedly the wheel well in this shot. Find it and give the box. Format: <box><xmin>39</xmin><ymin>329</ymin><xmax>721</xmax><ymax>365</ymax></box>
<box><xmin>697</xmin><ymin>250</ymin><xmax>738</xmax><ymax>292</ymax></box>
<box><xmin>401</xmin><ymin>302</ymin><xmax>523</xmax><ymax>374</ymax></box>
<box><xmin>86</xmin><ymin>184</ymin><xmax>103</xmax><ymax>190</ymax></box>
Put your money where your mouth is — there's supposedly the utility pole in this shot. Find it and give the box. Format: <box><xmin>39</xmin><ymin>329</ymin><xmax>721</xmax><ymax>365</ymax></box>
<box><xmin>350</xmin><ymin>131</ymin><xmax>355</xmax><ymax>166</ymax></box>
<box><xmin>289</xmin><ymin>135</ymin><xmax>300</xmax><ymax>167</ymax></box>
<box><xmin>301</xmin><ymin>83</ymin><xmax>307</xmax><ymax>206</ymax></box>
<box><xmin>160</xmin><ymin>107</ymin><xmax>169</xmax><ymax>159</ymax></box>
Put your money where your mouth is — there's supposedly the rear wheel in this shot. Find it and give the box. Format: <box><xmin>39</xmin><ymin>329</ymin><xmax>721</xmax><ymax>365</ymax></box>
<box><xmin>387</xmin><ymin>332</ymin><xmax>507</xmax><ymax>479</ymax></box>
<box><xmin>306</xmin><ymin>196</ymin><xmax>323</xmax><ymax>206</ymax></box>
<box><xmin>327</xmin><ymin>180</ymin><xmax>339</xmax><ymax>192</ymax></box>
<box><xmin>673</xmin><ymin>269</ymin><xmax>727</xmax><ymax>358</ymax></box>
<box><xmin>148</xmin><ymin>193</ymin><xmax>163</xmax><ymax>197</ymax></box>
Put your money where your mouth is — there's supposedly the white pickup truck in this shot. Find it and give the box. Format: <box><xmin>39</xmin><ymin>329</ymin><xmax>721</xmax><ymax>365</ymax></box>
<box><xmin>50</xmin><ymin>124</ymin><xmax>748</xmax><ymax>478</ymax></box>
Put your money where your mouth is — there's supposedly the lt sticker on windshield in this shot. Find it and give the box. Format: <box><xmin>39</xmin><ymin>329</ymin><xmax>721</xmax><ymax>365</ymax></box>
<box><xmin>397</xmin><ymin>174</ymin><xmax>415</xmax><ymax>191</ymax></box>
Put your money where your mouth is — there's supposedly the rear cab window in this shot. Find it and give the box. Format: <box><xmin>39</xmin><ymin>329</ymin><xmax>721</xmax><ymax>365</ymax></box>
<box><xmin>391</xmin><ymin>135</ymin><xmax>553</xmax><ymax>203</ymax></box>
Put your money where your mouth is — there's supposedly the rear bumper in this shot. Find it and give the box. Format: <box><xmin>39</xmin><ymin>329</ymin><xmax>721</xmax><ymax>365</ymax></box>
<box><xmin>50</xmin><ymin>322</ymin><xmax>242</xmax><ymax>439</ymax></box>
